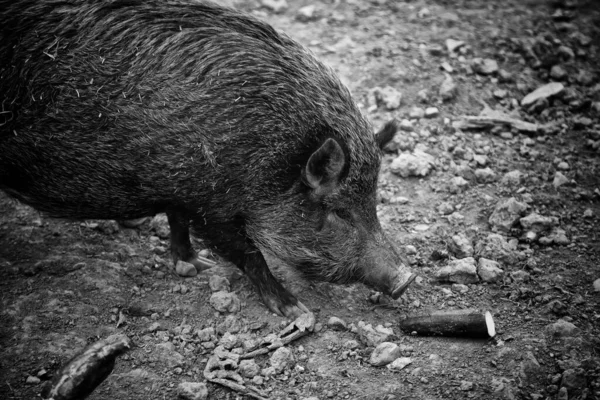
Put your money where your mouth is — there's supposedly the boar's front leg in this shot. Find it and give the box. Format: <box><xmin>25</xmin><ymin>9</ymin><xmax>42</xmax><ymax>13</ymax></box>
<box><xmin>199</xmin><ymin>221</ymin><xmax>310</xmax><ymax>319</ymax></box>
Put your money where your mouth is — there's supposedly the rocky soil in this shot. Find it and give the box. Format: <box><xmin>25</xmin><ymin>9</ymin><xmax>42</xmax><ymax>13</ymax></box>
<box><xmin>1</xmin><ymin>0</ymin><xmax>599</xmax><ymax>399</ymax></box>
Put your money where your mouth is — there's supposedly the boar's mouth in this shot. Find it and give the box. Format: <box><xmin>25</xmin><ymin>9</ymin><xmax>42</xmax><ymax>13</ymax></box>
<box><xmin>390</xmin><ymin>272</ymin><xmax>417</xmax><ymax>299</ymax></box>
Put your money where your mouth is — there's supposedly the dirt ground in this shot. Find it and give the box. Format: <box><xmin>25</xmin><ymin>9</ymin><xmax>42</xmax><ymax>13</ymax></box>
<box><xmin>1</xmin><ymin>0</ymin><xmax>599</xmax><ymax>399</ymax></box>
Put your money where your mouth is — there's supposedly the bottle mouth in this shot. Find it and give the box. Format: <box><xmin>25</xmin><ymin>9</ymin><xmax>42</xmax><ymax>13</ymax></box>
<box><xmin>390</xmin><ymin>273</ymin><xmax>417</xmax><ymax>299</ymax></box>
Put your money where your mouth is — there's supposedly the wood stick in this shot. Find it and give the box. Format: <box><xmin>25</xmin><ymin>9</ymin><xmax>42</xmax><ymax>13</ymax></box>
<box><xmin>399</xmin><ymin>309</ymin><xmax>495</xmax><ymax>338</ymax></box>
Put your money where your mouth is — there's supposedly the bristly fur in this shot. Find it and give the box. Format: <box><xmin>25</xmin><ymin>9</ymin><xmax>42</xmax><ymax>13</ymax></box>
<box><xmin>0</xmin><ymin>0</ymin><xmax>408</xmax><ymax>308</ymax></box>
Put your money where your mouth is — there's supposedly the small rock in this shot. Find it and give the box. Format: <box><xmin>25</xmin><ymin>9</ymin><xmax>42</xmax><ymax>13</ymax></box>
<box><xmin>390</xmin><ymin>147</ymin><xmax>435</xmax><ymax>178</ymax></box>
<box><xmin>561</xmin><ymin>368</ymin><xmax>587</xmax><ymax>392</ymax></box>
<box><xmin>370</xmin><ymin>342</ymin><xmax>402</xmax><ymax>367</ymax></box>
<box><xmin>369</xmin><ymin>86</ymin><xmax>403</xmax><ymax>110</ymax></box>
<box><xmin>399</xmin><ymin>119</ymin><xmax>414</xmax><ymax>132</ymax></box>
<box><xmin>434</xmin><ymin>257</ymin><xmax>479</xmax><ymax>284</ymax></box>
<box><xmin>553</xmin><ymin>171</ymin><xmax>570</xmax><ymax>188</ymax></box>
<box><xmin>239</xmin><ymin>359</ymin><xmax>261</xmax><ymax>378</ymax></box>
<box><xmin>449</xmin><ymin>233</ymin><xmax>473</xmax><ymax>258</ymax></box>
<box><xmin>585</xmin><ymin>208</ymin><xmax>594</xmax><ymax>218</ymax></box>
<box><xmin>175</xmin><ymin>260</ymin><xmax>197</xmax><ymax>277</ymax></box>
<box><xmin>501</xmin><ymin>170</ymin><xmax>522</xmax><ymax>186</ymax></box>
<box><xmin>387</xmin><ymin>357</ymin><xmax>413</xmax><ymax>371</ymax></box>
<box><xmin>26</xmin><ymin>376</ymin><xmax>40</xmax><ymax>385</ymax></box>
<box><xmin>177</xmin><ymin>382</ymin><xmax>208</xmax><ymax>400</ymax></box>
<box><xmin>475</xmin><ymin>233</ymin><xmax>520</xmax><ymax>265</ymax></box>
<box><xmin>475</xmin><ymin>167</ymin><xmax>497</xmax><ymax>183</ymax></box>
<box><xmin>439</xmin><ymin>74</ymin><xmax>458</xmax><ymax>101</ymax></box>
<box><xmin>545</xmin><ymin>319</ymin><xmax>579</xmax><ymax>338</ymax></box>
<box><xmin>493</xmin><ymin>89</ymin><xmax>507</xmax><ymax>99</ymax></box>
<box><xmin>409</xmin><ymin>107</ymin><xmax>425</xmax><ymax>119</ymax></box>
<box><xmin>150</xmin><ymin>214</ymin><xmax>170</xmax><ymax>238</ymax></box>
<box><xmin>521</xmin><ymin>82</ymin><xmax>565</xmax><ymax>106</ymax></box>
<box><xmin>498</xmin><ymin>69</ymin><xmax>514</xmax><ymax>82</ymax></box>
<box><xmin>594</xmin><ymin>278</ymin><xmax>600</xmax><ymax>292</ymax></box>
<box><xmin>557</xmin><ymin>45</ymin><xmax>575</xmax><ymax>61</ymax></box>
<box><xmin>509</xmin><ymin>269</ymin><xmax>530</xmax><ymax>283</ymax></box>
<box><xmin>519</xmin><ymin>213</ymin><xmax>557</xmax><ymax>233</ymax></box>
<box><xmin>270</xmin><ymin>346</ymin><xmax>294</xmax><ymax>373</ymax></box>
<box><xmin>327</xmin><ymin>316</ymin><xmax>347</xmax><ymax>331</ymax></box>
<box><xmin>209</xmin><ymin>291</ymin><xmax>241</xmax><ymax>313</ymax></box>
<box><xmin>449</xmin><ymin>176</ymin><xmax>469</xmax><ymax>193</ymax></box>
<box><xmin>519</xmin><ymin>351</ymin><xmax>542</xmax><ymax>384</ymax></box>
<box><xmin>557</xmin><ymin>161</ymin><xmax>569</xmax><ymax>170</ymax></box>
<box><xmin>477</xmin><ymin>258</ymin><xmax>503</xmax><ymax>282</ymax></box>
<box><xmin>261</xmin><ymin>0</ymin><xmax>288</xmax><ymax>14</ymax></box>
<box><xmin>437</xmin><ymin>201</ymin><xmax>455</xmax><ymax>216</ymax></box>
<box><xmin>440</xmin><ymin>61</ymin><xmax>453</xmax><ymax>73</ymax></box>
<box><xmin>550</xmin><ymin>65</ymin><xmax>568</xmax><ymax>80</ymax></box>
<box><xmin>417</xmin><ymin>89</ymin><xmax>429</xmax><ymax>103</ymax></box>
<box><xmin>209</xmin><ymin>275</ymin><xmax>230</xmax><ymax>292</ymax></box>
<box><xmin>452</xmin><ymin>283</ymin><xmax>469</xmax><ymax>293</ymax></box>
<box><xmin>488</xmin><ymin>197</ymin><xmax>529</xmax><ymax>233</ymax></box>
<box><xmin>576</xmin><ymin>69</ymin><xmax>595</xmax><ymax>86</ymax></box>
<box><xmin>424</xmin><ymin>107</ymin><xmax>439</xmax><ymax>118</ymax></box>
<box><xmin>446</xmin><ymin>38</ymin><xmax>465</xmax><ymax>53</ymax></box>
<box><xmin>357</xmin><ymin>321</ymin><xmax>394</xmax><ymax>347</ymax></box>
<box><xmin>155</xmin><ymin>342</ymin><xmax>185</xmax><ymax>368</ymax></box>
<box><xmin>195</xmin><ymin>327</ymin><xmax>215</xmax><ymax>342</ymax></box>
<box><xmin>471</xmin><ymin>58</ymin><xmax>498</xmax><ymax>75</ymax></box>
<box><xmin>296</xmin><ymin>5</ymin><xmax>318</xmax><ymax>22</ymax></box>
<box><xmin>541</xmin><ymin>228</ymin><xmax>570</xmax><ymax>245</ymax></box>
<box><xmin>460</xmin><ymin>380</ymin><xmax>474</xmax><ymax>391</ymax></box>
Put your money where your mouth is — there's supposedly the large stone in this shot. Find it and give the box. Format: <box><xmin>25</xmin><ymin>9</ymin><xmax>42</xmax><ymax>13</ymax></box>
<box><xmin>521</xmin><ymin>82</ymin><xmax>564</xmax><ymax>106</ymax></box>
<box><xmin>177</xmin><ymin>382</ymin><xmax>208</xmax><ymax>400</ymax></box>
<box><xmin>475</xmin><ymin>233</ymin><xmax>520</xmax><ymax>265</ymax></box>
<box><xmin>390</xmin><ymin>148</ymin><xmax>435</xmax><ymax>178</ymax></box>
<box><xmin>435</xmin><ymin>257</ymin><xmax>479</xmax><ymax>284</ymax></box>
<box><xmin>209</xmin><ymin>291</ymin><xmax>241</xmax><ymax>313</ymax></box>
<box><xmin>370</xmin><ymin>342</ymin><xmax>402</xmax><ymax>367</ymax></box>
<box><xmin>519</xmin><ymin>213</ymin><xmax>558</xmax><ymax>233</ymax></box>
<box><xmin>477</xmin><ymin>258</ymin><xmax>504</xmax><ymax>282</ymax></box>
<box><xmin>270</xmin><ymin>346</ymin><xmax>295</xmax><ymax>373</ymax></box>
<box><xmin>357</xmin><ymin>321</ymin><xmax>395</xmax><ymax>347</ymax></box>
<box><xmin>488</xmin><ymin>197</ymin><xmax>529</xmax><ymax>233</ymax></box>
<box><xmin>545</xmin><ymin>320</ymin><xmax>579</xmax><ymax>338</ymax></box>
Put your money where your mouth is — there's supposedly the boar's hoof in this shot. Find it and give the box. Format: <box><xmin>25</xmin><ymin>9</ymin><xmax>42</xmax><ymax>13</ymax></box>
<box><xmin>391</xmin><ymin>273</ymin><xmax>417</xmax><ymax>300</ymax></box>
<box><xmin>262</xmin><ymin>295</ymin><xmax>311</xmax><ymax>319</ymax></box>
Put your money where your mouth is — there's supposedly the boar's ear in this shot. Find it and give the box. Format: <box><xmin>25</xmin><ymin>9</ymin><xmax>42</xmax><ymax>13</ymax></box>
<box><xmin>303</xmin><ymin>138</ymin><xmax>345</xmax><ymax>192</ymax></box>
<box><xmin>374</xmin><ymin>119</ymin><xmax>398</xmax><ymax>149</ymax></box>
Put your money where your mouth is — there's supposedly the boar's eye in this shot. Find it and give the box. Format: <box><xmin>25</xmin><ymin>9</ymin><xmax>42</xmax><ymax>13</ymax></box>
<box><xmin>332</xmin><ymin>209</ymin><xmax>353</xmax><ymax>223</ymax></box>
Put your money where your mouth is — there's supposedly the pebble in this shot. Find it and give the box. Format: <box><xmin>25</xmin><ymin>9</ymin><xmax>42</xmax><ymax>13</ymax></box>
<box><xmin>521</xmin><ymin>82</ymin><xmax>564</xmax><ymax>106</ymax></box>
<box><xmin>399</xmin><ymin>119</ymin><xmax>414</xmax><ymax>132</ymax></box>
<box><xmin>26</xmin><ymin>376</ymin><xmax>40</xmax><ymax>385</ymax></box>
<box><xmin>387</xmin><ymin>357</ymin><xmax>413</xmax><ymax>371</ymax></box>
<box><xmin>488</xmin><ymin>197</ymin><xmax>528</xmax><ymax>233</ymax></box>
<box><xmin>434</xmin><ymin>257</ymin><xmax>479</xmax><ymax>284</ymax></box>
<box><xmin>150</xmin><ymin>214</ymin><xmax>170</xmax><ymax>239</ymax></box>
<box><xmin>357</xmin><ymin>321</ymin><xmax>394</xmax><ymax>347</ymax></box>
<box><xmin>370</xmin><ymin>342</ymin><xmax>402</xmax><ymax>367</ymax></box>
<box><xmin>498</xmin><ymin>69</ymin><xmax>514</xmax><ymax>82</ymax></box>
<box><xmin>474</xmin><ymin>167</ymin><xmax>496</xmax><ymax>183</ymax></box>
<box><xmin>209</xmin><ymin>275</ymin><xmax>230</xmax><ymax>292</ymax></box>
<box><xmin>501</xmin><ymin>170</ymin><xmax>522</xmax><ymax>186</ymax></box>
<box><xmin>550</xmin><ymin>65</ymin><xmax>568</xmax><ymax>80</ymax></box>
<box><xmin>460</xmin><ymin>380</ymin><xmax>474</xmax><ymax>391</ymax></box>
<box><xmin>175</xmin><ymin>260</ymin><xmax>197</xmax><ymax>277</ymax></box>
<box><xmin>520</xmin><ymin>213</ymin><xmax>558</xmax><ymax>233</ymax></box>
<box><xmin>439</xmin><ymin>74</ymin><xmax>458</xmax><ymax>101</ymax></box>
<box><xmin>261</xmin><ymin>0</ymin><xmax>288</xmax><ymax>14</ymax></box>
<box><xmin>390</xmin><ymin>148</ymin><xmax>435</xmax><ymax>178</ymax></box>
<box><xmin>417</xmin><ymin>89</ymin><xmax>429</xmax><ymax>103</ymax></box>
<box><xmin>239</xmin><ymin>359</ymin><xmax>261</xmax><ymax>378</ymax></box>
<box><xmin>209</xmin><ymin>291</ymin><xmax>241</xmax><ymax>313</ymax></box>
<box><xmin>327</xmin><ymin>316</ymin><xmax>347</xmax><ymax>331</ymax></box>
<box><xmin>493</xmin><ymin>89</ymin><xmax>507</xmax><ymax>99</ymax></box>
<box><xmin>155</xmin><ymin>342</ymin><xmax>185</xmax><ymax>368</ymax></box>
<box><xmin>449</xmin><ymin>233</ymin><xmax>473</xmax><ymax>258</ymax></box>
<box><xmin>477</xmin><ymin>258</ymin><xmax>504</xmax><ymax>282</ymax></box>
<box><xmin>471</xmin><ymin>58</ymin><xmax>499</xmax><ymax>75</ymax></box>
<box><xmin>270</xmin><ymin>346</ymin><xmax>295</xmax><ymax>373</ymax></box>
<box><xmin>594</xmin><ymin>278</ymin><xmax>600</xmax><ymax>292</ymax></box>
<box><xmin>449</xmin><ymin>176</ymin><xmax>469</xmax><ymax>193</ymax></box>
<box><xmin>553</xmin><ymin>171</ymin><xmax>570</xmax><ymax>188</ymax></box>
<box><xmin>561</xmin><ymin>368</ymin><xmax>587</xmax><ymax>391</ymax></box>
<box><xmin>177</xmin><ymin>382</ymin><xmax>208</xmax><ymax>400</ymax></box>
<box><xmin>296</xmin><ymin>5</ymin><xmax>318</xmax><ymax>22</ymax></box>
<box><xmin>409</xmin><ymin>107</ymin><xmax>425</xmax><ymax>119</ymax></box>
<box><xmin>424</xmin><ymin>107</ymin><xmax>440</xmax><ymax>118</ymax></box>
<box><xmin>446</xmin><ymin>38</ymin><xmax>465</xmax><ymax>53</ymax></box>
<box><xmin>474</xmin><ymin>233</ymin><xmax>520</xmax><ymax>265</ymax></box>
<box><xmin>369</xmin><ymin>86</ymin><xmax>403</xmax><ymax>110</ymax></box>
<box><xmin>437</xmin><ymin>201</ymin><xmax>455</xmax><ymax>216</ymax></box>
<box><xmin>545</xmin><ymin>319</ymin><xmax>579</xmax><ymax>338</ymax></box>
